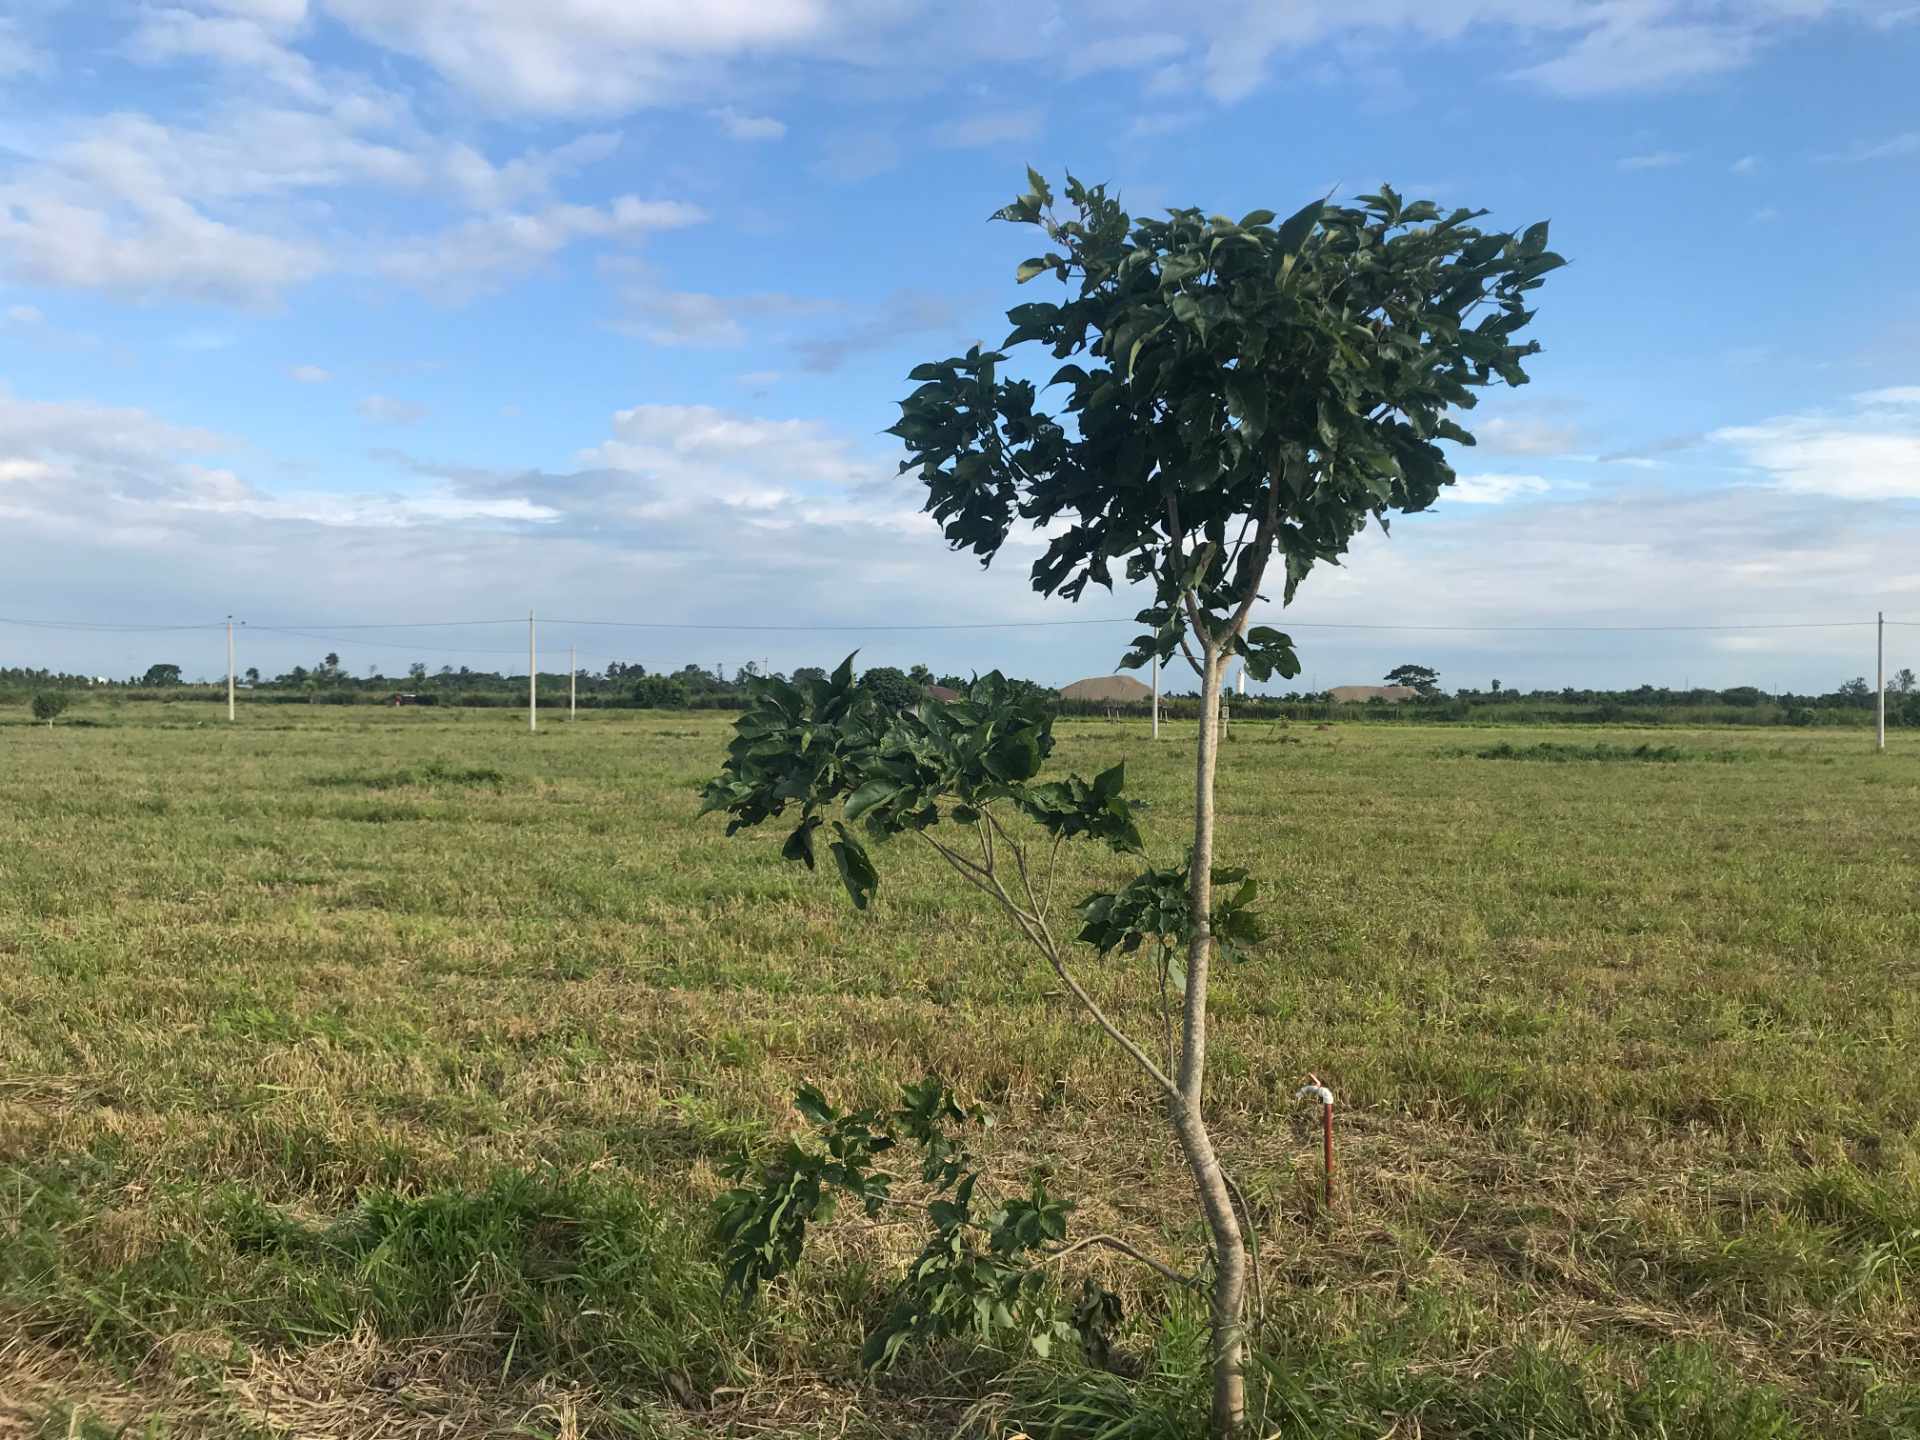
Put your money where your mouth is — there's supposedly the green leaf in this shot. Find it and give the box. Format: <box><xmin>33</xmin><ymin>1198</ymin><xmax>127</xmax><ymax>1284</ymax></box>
<box><xmin>781</xmin><ymin>818</ymin><xmax>819</xmax><ymax>869</ymax></box>
<box><xmin>1238</xmin><ymin>208</ymin><xmax>1277</xmax><ymax>228</ymax></box>
<box><xmin>1015</xmin><ymin>257</ymin><xmax>1050</xmax><ymax>283</ymax></box>
<box><xmin>1273</xmin><ymin>197</ymin><xmax>1323</xmax><ymax>260</ymax></box>
<box><xmin>829</xmin><ymin>825</ymin><xmax>879</xmax><ymax>910</ymax></box>
<box><xmin>843</xmin><ymin>779</ymin><xmax>900</xmax><ymax>822</ymax></box>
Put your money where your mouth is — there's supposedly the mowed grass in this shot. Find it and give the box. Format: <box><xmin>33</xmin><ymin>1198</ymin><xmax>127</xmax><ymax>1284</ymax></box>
<box><xmin>2</xmin><ymin>702</ymin><xmax>1918</xmax><ymax>1438</ymax></box>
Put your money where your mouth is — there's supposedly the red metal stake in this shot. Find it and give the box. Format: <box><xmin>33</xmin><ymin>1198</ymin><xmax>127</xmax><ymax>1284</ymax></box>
<box><xmin>1296</xmin><ymin>1073</ymin><xmax>1336</xmax><ymax>1213</ymax></box>
<box><xmin>1322</xmin><ymin>1096</ymin><xmax>1335</xmax><ymax>1208</ymax></box>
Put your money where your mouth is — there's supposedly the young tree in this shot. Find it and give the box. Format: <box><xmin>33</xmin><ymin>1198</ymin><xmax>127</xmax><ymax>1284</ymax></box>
<box><xmin>1894</xmin><ymin>667</ymin><xmax>1916</xmax><ymax>696</ymax></box>
<box><xmin>1384</xmin><ymin>663</ymin><xmax>1440</xmax><ymax>696</ymax></box>
<box><xmin>707</xmin><ymin>172</ymin><xmax>1561</xmax><ymax>1433</ymax></box>
<box><xmin>31</xmin><ymin>692</ymin><xmax>68</xmax><ymax>727</ymax></box>
<box><xmin>244</xmin><ymin>666</ymin><xmax>260</xmax><ymax>686</ymax></box>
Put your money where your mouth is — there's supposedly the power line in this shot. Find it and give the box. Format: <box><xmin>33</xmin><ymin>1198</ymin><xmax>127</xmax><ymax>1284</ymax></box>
<box><xmin>2</xmin><ymin>612</ymin><xmax>1912</xmax><ymax>637</ymax></box>
<box><xmin>1270</xmin><ymin>619</ymin><xmax>1879</xmax><ymax>634</ymax></box>
<box><xmin>0</xmin><ymin>615</ymin><xmax>224</xmax><ymax>632</ymax></box>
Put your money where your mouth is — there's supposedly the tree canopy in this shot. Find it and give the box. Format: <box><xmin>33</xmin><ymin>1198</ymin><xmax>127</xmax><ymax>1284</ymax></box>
<box><xmin>1385</xmin><ymin>663</ymin><xmax>1441</xmax><ymax>695</ymax></box>
<box><xmin>889</xmin><ymin>172</ymin><xmax>1563</xmax><ymax>678</ymax></box>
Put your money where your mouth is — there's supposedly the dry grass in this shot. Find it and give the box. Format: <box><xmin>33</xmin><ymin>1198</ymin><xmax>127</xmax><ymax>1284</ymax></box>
<box><xmin>2</xmin><ymin>702</ymin><xmax>1918</xmax><ymax>1436</ymax></box>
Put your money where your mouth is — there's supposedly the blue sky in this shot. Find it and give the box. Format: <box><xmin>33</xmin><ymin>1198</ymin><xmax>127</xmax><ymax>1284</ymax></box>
<box><xmin>1</xmin><ymin>0</ymin><xmax>1917</xmax><ymax>691</ymax></box>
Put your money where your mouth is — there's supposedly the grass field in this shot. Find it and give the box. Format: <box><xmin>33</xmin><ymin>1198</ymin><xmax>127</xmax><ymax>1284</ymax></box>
<box><xmin>3</xmin><ymin>703</ymin><xmax>1918</xmax><ymax>1438</ymax></box>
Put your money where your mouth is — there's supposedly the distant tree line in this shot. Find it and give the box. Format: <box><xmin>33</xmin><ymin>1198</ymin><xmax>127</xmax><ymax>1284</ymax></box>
<box><xmin>3</xmin><ymin>656</ymin><xmax>1916</xmax><ymax>726</ymax></box>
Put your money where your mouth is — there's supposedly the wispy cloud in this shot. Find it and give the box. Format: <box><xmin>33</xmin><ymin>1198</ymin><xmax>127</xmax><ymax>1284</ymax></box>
<box><xmin>712</xmin><ymin>107</ymin><xmax>785</xmax><ymax>141</ymax></box>
<box><xmin>813</xmin><ymin>133</ymin><xmax>900</xmax><ymax>183</ymax></box>
<box><xmin>1824</xmin><ymin>132</ymin><xmax>1920</xmax><ymax>163</ymax></box>
<box><xmin>1618</xmin><ymin>150</ymin><xmax>1688</xmax><ymax>171</ymax></box>
<box><xmin>1730</xmin><ymin>154</ymin><xmax>1760</xmax><ymax>175</ymax></box>
<box><xmin>289</xmin><ymin>364</ymin><xmax>331</xmax><ymax>384</ymax></box>
<box><xmin>1445</xmin><ymin>473</ymin><xmax>1552</xmax><ymax>505</ymax></box>
<box><xmin>790</xmin><ymin>291</ymin><xmax>956</xmax><ymax>373</ymax></box>
<box><xmin>932</xmin><ymin>108</ymin><xmax>1044</xmax><ymax>149</ymax></box>
<box><xmin>359</xmin><ymin>394</ymin><xmax>427</xmax><ymax>425</ymax></box>
<box><xmin>1711</xmin><ymin>388</ymin><xmax>1920</xmax><ymax>500</ymax></box>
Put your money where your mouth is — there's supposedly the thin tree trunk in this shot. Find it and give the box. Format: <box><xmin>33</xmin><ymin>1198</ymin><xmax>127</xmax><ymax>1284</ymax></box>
<box><xmin>1177</xmin><ymin>644</ymin><xmax>1248</xmax><ymax>1436</ymax></box>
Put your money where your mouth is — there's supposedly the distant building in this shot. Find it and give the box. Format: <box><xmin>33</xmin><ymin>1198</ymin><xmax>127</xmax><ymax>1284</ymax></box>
<box><xmin>1059</xmin><ymin>674</ymin><xmax>1153</xmax><ymax>705</ymax></box>
<box><xmin>924</xmin><ymin>684</ymin><xmax>962</xmax><ymax>703</ymax></box>
<box><xmin>1328</xmin><ymin>684</ymin><xmax>1421</xmax><ymax>704</ymax></box>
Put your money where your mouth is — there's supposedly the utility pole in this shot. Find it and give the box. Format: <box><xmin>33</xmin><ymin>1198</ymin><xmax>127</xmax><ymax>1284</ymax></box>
<box><xmin>570</xmin><ymin>643</ymin><xmax>577</xmax><ymax>719</ymax></box>
<box><xmin>528</xmin><ymin>610</ymin><xmax>537</xmax><ymax>733</ymax></box>
<box><xmin>1878</xmin><ymin>610</ymin><xmax>1886</xmax><ymax>754</ymax></box>
<box><xmin>226</xmin><ymin>615</ymin><xmax>236</xmax><ymax>722</ymax></box>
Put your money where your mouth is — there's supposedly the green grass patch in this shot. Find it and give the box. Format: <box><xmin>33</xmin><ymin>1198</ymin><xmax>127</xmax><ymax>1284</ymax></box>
<box><xmin>307</xmin><ymin>759</ymin><xmax>510</xmax><ymax>790</ymax></box>
<box><xmin>1473</xmin><ymin>740</ymin><xmax>1706</xmax><ymax>763</ymax></box>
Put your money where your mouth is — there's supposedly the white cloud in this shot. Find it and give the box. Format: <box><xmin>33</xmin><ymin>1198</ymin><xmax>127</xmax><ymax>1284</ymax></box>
<box><xmin>6</xmin><ymin>380</ymin><xmax>1917</xmax><ymax>690</ymax></box>
<box><xmin>127</xmin><ymin>6</ymin><xmax>324</xmax><ymax>100</ymax></box>
<box><xmin>0</xmin><ymin>83</ymin><xmax>659</xmax><ymax>306</ymax></box>
<box><xmin>377</xmin><ymin>197</ymin><xmax>707</xmax><ymax>294</ymax></box>
<box><xmin>440</xmin><ymin>131</ymin><xmax>621</xmax><ymax>210</ymax></box>
<box><xmin>578</xmin><ymin>403</ymin><xmax>881</xmax><ymax>494</ymax></box>
<box><xmin>1730</xmin><ymin>153</ymin><xmax>1760</xmax><ymax>174</ymax></box>
<box><xmin>289</xmin><ymin>364</ymin><xmax>331</xmax><ymax>383</ymax></box>
<box><xmin>1712</xmin><ymin>389</ymin><xmax>1920</xmax><ymax>500</ymax></box>
<box><xmin>1514</xmin><ymin>15</ymin><xmax>1757</xmax><ymax>96</ymax></box>
<box><xmin>1128</xmin><ymin>113</ymin><xmax>1199</xmax><ymax>140</ymax></box>
<box><xmin>0</xmin><ymin>104</ymin><xmax>410</xmax><ymax>303</ymax></box>
<box><xmin>1066</xmin><ymin>32</ymin><xmax>1187</xmax><ymax>76</ymax></box>
<box><xmin>932</xmin><ymin>108</ymin><xmax>1045</xmax><ymax>149</ymax></box>
<box><xmin>359</xmin><ymin>394</ymin><xmax>427</xmax><ymax>425</ymax></box>
<box><xmin>317</xmin><ymin>0</ymin><xmax>827</xmax><ymax>114</ymax></box>
<box><xmin>711</xmin><ymin>107</ymin><xmax>786</xmax><ymax>141</ymax></box>
<box><xmin>614</xmin><ymin>287</ymin><xmax>834</xmax><ymax>347</ymax></box>
<box><xmin>791</xmin><ymin>291</ymin><xmax>956</xmax><ymax>372</ymax></box>
<box><xmin>1752</xmin><ymin>205</ymin><xmax>1781</xmax><ymax>222</ymax></box>
<box><xmin>1473</xmin><ymin>416</ymin><xmax>1581</xmax><ymax>456</ymax></box>
<box><xmin>1445</xmin><ymin>472</ymin><xmax>1551</xmax><ymax>504</ymax></box>
<box><xmin>814</xmin><ymin>133</ymin><xmax>901</xmax><ymax>183</ymax></box>
<box><xmin>0</xmin><ymin>18</ymin><xmax>50</xmax><ymax>78</ymax></box>
<box><xmin>1618</xmin><ymin>150</ymin><xmax>1688</xmax><ymax>170</ymax></box>
<box><xmin>3</xmin><ymin>304</ymin><xmax>45</xmax><ymax>328</ymax></box>
<box><xmin>1827</xmin><ymin>132</ymin><xmax>1920</xmax><ymax>162</ymax></box>
<box><xmin>1857</xmin><ymin>386</ymin><xmax>1920</xmax><ymax>408</ymax></box>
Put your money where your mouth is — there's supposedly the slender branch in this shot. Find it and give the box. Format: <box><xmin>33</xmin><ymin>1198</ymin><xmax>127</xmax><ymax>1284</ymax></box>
<box><xmin>921</xmin><ymin>833</ymin><xmax>1002</xmax><ymax>900</ymax></box>
<box><xmin>920</xmin><ymin>830</ymin><xmax>1177</xmax><ymax>1100</ymax></box>
<box><xmin>1223</xmin><ymin>453</ymin><xmax>1286</xmax><ymax>644</ymax></box>
<box><xmin>1038</xmin><ymin>831</ymin><xmax>1065</xmax><ymax>923</ymax></box>
<box><xmin>1221</xmin><ymin>1169</ymin><xmax>1265</xmax><ymax>1335</ymax></box>
<box><xmin>1038</xmin><ymin>1234</ymin><xmax>1199</xmax><ymax>1290</ymax></box>
<box><xmin>922</xmin><ymin>830</ymin><xmax>993</xmax><ymax>883</ymax></box>
<box><xmin>1156</xmin><ymin>943</ymin><xmax>1175</xmax><ymax>1078</ymax></box>
<box><xmin>984</xmin><ymin>809</ymin><xmax>1034</xmax><ymax>915</ymax></box>
<box><xmin>993</xmin><ymin>872</ymin><xmax>1180</xmax><ymax>1102</ymax></box>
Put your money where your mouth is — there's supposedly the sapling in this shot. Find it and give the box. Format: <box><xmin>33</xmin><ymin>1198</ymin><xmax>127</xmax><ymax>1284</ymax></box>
<box><xmin>704</xmin><ymin>172</ymin><xmax>1561</xmax><ymax>1433</ymax></box>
